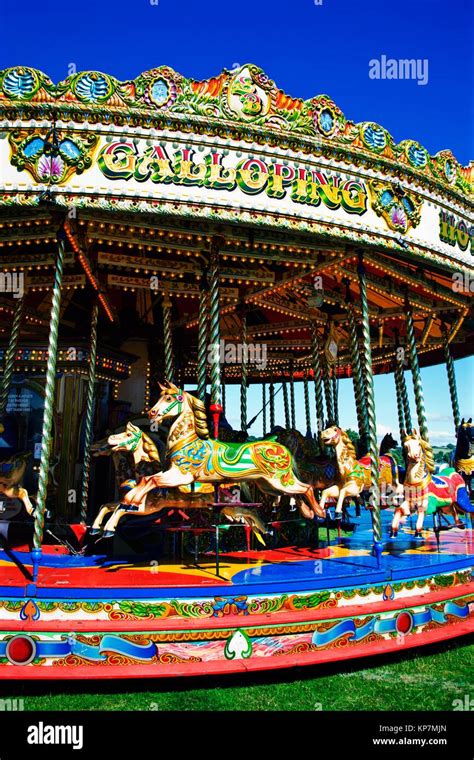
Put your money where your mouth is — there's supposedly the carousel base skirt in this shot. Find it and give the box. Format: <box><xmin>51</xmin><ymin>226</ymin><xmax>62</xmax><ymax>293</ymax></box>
<box><xmin>0</xmin><ymin>513</ymin><xmax>472</xmax><ymax>679</ymax></box>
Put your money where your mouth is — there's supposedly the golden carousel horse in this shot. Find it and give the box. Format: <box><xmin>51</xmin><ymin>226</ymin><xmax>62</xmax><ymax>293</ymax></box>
<box><xmin>318</xmin><ymin>425</ymin><xmax>404</xmax><ymax>516</ymax></box>
<box><xmin>90</xmin><ymin>421</ymin><xmax>267</xmax><ymax>542</ymax></box>
<box><xmin>114</xmin><ymin>381</ymin><xmax>322</xmax><ymax>525</ymax></box>
<box><xmin>390</xmin><ymin>429</ymin><xmax>473</xmax><ymax>537</ymax></box>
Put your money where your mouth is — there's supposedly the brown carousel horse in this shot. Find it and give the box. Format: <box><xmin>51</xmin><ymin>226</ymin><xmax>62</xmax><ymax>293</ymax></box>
<box><xmin>453</xmin><ymin>418</ymin><xmax>474</xmax><ymax>496</ymax></box>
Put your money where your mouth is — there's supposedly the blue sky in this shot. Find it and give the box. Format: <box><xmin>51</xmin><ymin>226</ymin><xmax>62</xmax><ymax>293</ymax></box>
<box><xmin>217</xmin><ymin>359</ymin><xmax>474</xmax><ymax>445</ymax></box>
<box><xmin>1</xmin><ymin>0</ymin><xmax>472</xmax><ymax>444</ymax></box>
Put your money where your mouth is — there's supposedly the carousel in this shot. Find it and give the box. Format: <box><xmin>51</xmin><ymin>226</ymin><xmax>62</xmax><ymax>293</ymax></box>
<box><xmin>0</xmin><ymin>63</ymin><xmax>472</xmax><ymax>678</ymax></box>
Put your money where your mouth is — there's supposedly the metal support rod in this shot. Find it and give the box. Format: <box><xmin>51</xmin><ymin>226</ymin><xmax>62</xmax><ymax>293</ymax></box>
<box><xmin>34</xmin><ymin>230</ymin><xmax>66</xmax><ymax>556</ymax></box>
<box><xmin>304</xmin><ymin>371</ymin><xmax>312</xmax><ymax>437</ymax></box>
<box><xmin>240</xmin><ymin>312</ymin><xmax>248</xmax><ymax>431</ymax></box>
<box><xmin>196</xmin><ymin>288</ymin><xmax>209</xmax><ymax>403</ymax></box>
<box><xmin>269</xmin><ymin>381</ymin><xmax>275</xmax><ymax>431</ymax></box>
<box><xmin>208</xmin><ymin>239</ymin><xmax>222</xmax><ymax>437</ymax></box>
<box><xmin>162</xmin><ymin>295</ymin><xmax>175</xmax><ymax>383</ymax></box>
<box><xmin>357</xmin><ymin>252</ymin><xmax>381</xmax><ymax>551</ymax></box>
<box><xmin>346</xmin><ymin>301</ymin><xmax>369</xmax><ymax>439</ymax></box>
<box><xmin>80</xmin><ymin>302</ymin><xmax>99</xmax><ymax>523</ymax></box>
<box><xmin>394</xmin><ymin>360</ymin><xmax>406</xmax><ymax>443</ymax></box>
<box><xmin>282</xmin><ymin>381</ymin><xmax>290</xmax><ymax>428</ymax></box>
<box><xmin>405</xmin><ymin>300</ymin><xmax>429</xmax><ymax>442</ymax></box>
<box><xmin>221</xmin><ymin>366</ymin><xmax>226</xmax><ymax>416</ymax></box>
<box><xmin>262</xmin><ymin>383</ymin><xmax>267</xmax><ymax>435</ymax></box>
<box><xmin>443</xmin><ymin>332</ymin><xmax>460</xmax><ymax>430</ymax></box>
<box><xmin>289</xmin><ymin>366</ymin><xmax>296</xmax><ymax>429</ymax></box>
<box><xmin>310</xmin><ymin>325</ymin><xmax>325</xmax><ymax>435</ymax></box>
<box><xmin>331</xmin><ymin>368</ymin><xmax>339</xmax><ymax>426</ymax></box>
<box><xmin>322</xmin><ymin>357</ymin><xmax>334</xmax><ymax>424</ymax></box>
<box><xmin>0</xmin><ymin>296</ymin><xmax>24</xmax><ymax>416</ymax></box>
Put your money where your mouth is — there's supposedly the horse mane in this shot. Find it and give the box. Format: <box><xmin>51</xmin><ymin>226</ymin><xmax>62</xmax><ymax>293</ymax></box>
<box><xmin>340</xmin><ymin>429</ymin><xmax>357</xmax><ymax>460</ymax></box>
<box><xmin>140</xmin><ymin>431</ymin><xmax>161</xmax><ymax>462</ymax></box>
<box><xmin>186</xmin><ymin>393</ymin><xmax>210</xmax><ymax>439</ymax></box>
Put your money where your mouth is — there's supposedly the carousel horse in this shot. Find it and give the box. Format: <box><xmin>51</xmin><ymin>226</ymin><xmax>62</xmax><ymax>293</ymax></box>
<box><xmin>318</xmin><ymin>425</ymin><xmax>404</xmax><ymax>516</ymax></box>
<box><xmin>390</xmin><ymin>428</ymin><xmax>473</xmax><ymax>538</ymax></box>
<box><xmin>90</xmin><ymin>421</ymin><xmax>267</xmax><ymax>542</ymax></box>
<box><xmin>119</xmin><ymin>381</ymin><xmax>323</xmax><ymax>522</ymax></box>
<box><xmin>269</xmin><ymin>426</ymin><xmax>338</xmax><ymax>491</ymax></box>
<box><xmin>453</xmin><ymin>418</ymin><xmax>474</xmax><ymax>495</ymax></box>
<box><xmin>379</xmin><ymin>432</ymin><xmax>405</xmax><ymax>484</ymax></box>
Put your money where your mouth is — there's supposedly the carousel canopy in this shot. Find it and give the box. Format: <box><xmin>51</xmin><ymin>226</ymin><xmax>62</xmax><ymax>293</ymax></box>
<box><xmin>0</xmin><ymin>64</ymin><xmax>472</xmax><ymax>382</ymax></box>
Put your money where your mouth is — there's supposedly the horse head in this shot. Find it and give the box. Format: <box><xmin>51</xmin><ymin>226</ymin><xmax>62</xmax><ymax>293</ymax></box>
<box><xmin>380</xmin><ymin>432</ymin><xmax>398</xmax><ymax>455</ymax></box>
<box><xmin>402</xmin><ymin>428</ymin><xmax>423</xmax><ymax>463</ymax></box>
<box><xmin>456</xmin><ymin>418</ymin><xmax>474</xmax><ymax>457</ymax></box>
<box><xmin>148</xmin><ymin>381</ymin><xmax>186</xmax><ymax>425</ymax></box>
<box><xmin>108</xmin><ymin>422</ymin><xmax>142</xmax><ymax>452</ymax></box>
<box><xmin>320</xmin><ymin>425</ymin><xmax>342</xmax><ymax>447</ymax></box>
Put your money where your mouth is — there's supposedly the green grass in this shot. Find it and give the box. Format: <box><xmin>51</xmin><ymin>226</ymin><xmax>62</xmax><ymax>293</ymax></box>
<box><xmin>2</xmin><ymin>636</ymin><xmax>473</xmax><ymax>712</ymax></box>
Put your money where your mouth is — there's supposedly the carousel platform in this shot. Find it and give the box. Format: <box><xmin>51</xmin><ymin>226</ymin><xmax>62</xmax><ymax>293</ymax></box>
<box><xmin>0</xmin><ymin>510</ymin><xmax>473</xmax><ymax>679</ymax></box>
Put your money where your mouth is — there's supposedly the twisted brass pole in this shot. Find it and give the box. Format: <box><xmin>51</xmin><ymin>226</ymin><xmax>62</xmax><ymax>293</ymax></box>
<box><xmin>405</xmin><ymin>300</ymin><xmax>429</xmax><ymax>442</ymax></box>
<box><xmin>346</xmin><ymin>302</ymin><xmax>369</xmax><ymax>439</ymax></box>
<box><xmin>331</xmin><ymin>368</ymin><xmax>339</xmax><ymax>426</ymax></box>
<box><xmin>221</xmin><ymin>365</ymin><xmax>226</xmax><ymax>416</ymax></box>
<box><xmin>393</xmin><ymin>360</ymin><xmax>406</xmax><ymax>443</ymax></box>
<box><xmin>357</xmin><ymin>252</ymin><xmax>381</xmax><ymax>550</ymax></box>
<box><xmin>197</xmin><ymin>288</ymin><xmax>209</xmax><ymax>402</ymax></box>
<box><xmin>0</xmin><ymin>296</ymin><xmax>24</xmax><ymax>415</ymax></box>
<box><xmin>322</xmin><ymin>357</ymin><xmax>334</xmax><ymax>424</ymax></box>
<box><xmin>162</xmin><ymin>295</ymin><xmax>175</xmax><ymax>383</ymax></box>
<box><xmin>208</xmin><ymin>240</ymin><xmax>222</xmax><ymax>437</ymax></box>
<box><xmin>443</xmin><ymin>332</ymin><xmax>460</xmax><ymax>430</ymax></box>
<box><xmin>80</xmin><ymin>302</ymin><xmax>98</xmax><ymax>523</ymax></box>
<box><xmin>304</xmin><ymin>371</ymin><xmax>312</xmax><ymax>437</ymax></box>
<box><xmin>34</xmin><ymin>231</ymin><xmax>65</xmax><ymax>554</ymax></box>
<box><xmin>240</xmin><ymin>312</ymin><xmax>248</xmax><ymax>431</ymax></box>
<box><xmin>310</xmin><ymin>325</ymin><xmax>325</xmax><ymax>434</ymax></box>
<box><xmin>397</xmin><ymin>353</ymin><xmax>412</xmax><ymax>433</ymax></box>
<box><xmin>262</xmin><ymin>383</ymin><xmax>267</xmax><ymax>435</ymax></box>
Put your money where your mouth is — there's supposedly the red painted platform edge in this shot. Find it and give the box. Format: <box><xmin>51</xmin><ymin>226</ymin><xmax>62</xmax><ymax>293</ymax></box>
<box><xmin>2</xmin><ymin>619</ymin><xmax>473</xmax><ymax>680</ymax></box>
<box><xmin>3</xmin><ymin>582</ymin><xmax>473</xmax><ymax>633</ymax></box>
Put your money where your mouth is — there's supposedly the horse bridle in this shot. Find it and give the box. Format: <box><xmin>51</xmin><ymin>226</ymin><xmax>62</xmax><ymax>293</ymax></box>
<box><xmin>155</xmin><ymin>390</ymin><xmax>184</xmax><ymax>421</ymax></box>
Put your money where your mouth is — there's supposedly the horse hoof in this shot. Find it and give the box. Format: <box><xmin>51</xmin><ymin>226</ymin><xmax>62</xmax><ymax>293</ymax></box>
<box><xmin>414</xmin><ymin>530</ymin><xmax>423</xmax><ymax>539</ymax></box>
<box><xmin>455</xmin><ymin>521</ymin><xmax>465</xmax><ymax>530</ymax></box>
<box><xmin>334</xmin><ymin>513</ymin><xmax>343</xmax><ymax>521</ymax></box>
<box><xmin>390</xmin><ymin>529</ymin><xmax>398</xmax><ymax>538</ymax></box>
<box><xmin>102</xmin><ymin>530</ymin><xmax>115</xmax><ymax>539</ymax></box>
<box><xmin>88</xmin><ymin>528</ymin><xmax>101</xmax><ymax>536</ymax></box>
